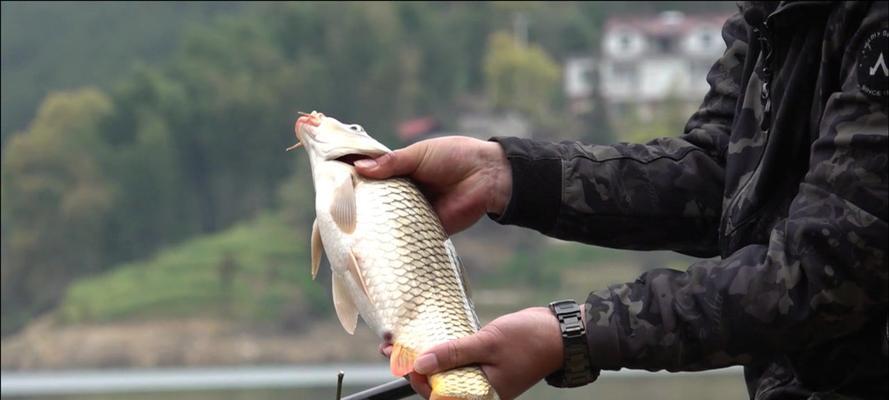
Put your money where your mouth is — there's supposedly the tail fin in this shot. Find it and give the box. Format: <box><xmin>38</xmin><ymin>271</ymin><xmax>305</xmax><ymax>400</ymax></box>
<box><xmin>391</xmin><ymin>344</ymin><xmax>497</xmax><ymax>399</ymax></box>
<box><xmin>389</xmin><ymin>342</ymin><xmax>418</xmax><ymax>377</ymax></box>
<box><xmin>428</xmin><ymin>367</ymin><xmax>498</xmax><ymax>400</ymax></box>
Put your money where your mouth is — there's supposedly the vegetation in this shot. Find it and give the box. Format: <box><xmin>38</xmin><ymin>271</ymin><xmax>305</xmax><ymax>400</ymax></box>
<box><xmin>58</xmin><ymin>212</ymin><xmax>327</xmax><ymax>330</ymax></box>
<box><xmin>0</xmin><ymin>2</ymin><xmax>244</xmax><ymax>146</ymax></box>
<box><xmin>53</xmin><ymin>210</ymin><xmax>637</xmax><ymax>330</ymax></box>
<box><xmin>483</xmin><ymin>31</ymin><xmax>561</xmax><ymax>122</ymax></box>
<box><xmin>2</xmin><ymin>1</ymin><xmax>736</xmax><ymax>335</ymax></box>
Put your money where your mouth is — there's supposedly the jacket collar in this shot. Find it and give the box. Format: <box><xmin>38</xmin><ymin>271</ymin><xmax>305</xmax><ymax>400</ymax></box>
<box><xmin>769</xmin><ymin>1</ymin><xmax>837</xmax><ymax>27</ymax></box>
<box><xmin>741</xmin><ymin>1</ymin><xmax>836</xmax><ymax>28</ymax></box>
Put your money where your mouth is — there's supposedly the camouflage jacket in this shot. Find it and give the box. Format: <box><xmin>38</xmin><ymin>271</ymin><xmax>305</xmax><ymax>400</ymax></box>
<box><xmin>490</xmin><ymin>1</ymin><xmax>888</xmax><ymax>399</ymax></box>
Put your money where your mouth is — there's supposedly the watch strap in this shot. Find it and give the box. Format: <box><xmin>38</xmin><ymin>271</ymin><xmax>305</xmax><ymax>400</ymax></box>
<box><xmin>545</xmin><ymin>299</ymin><xmax>598</xmax><ymax>388</ymax></box>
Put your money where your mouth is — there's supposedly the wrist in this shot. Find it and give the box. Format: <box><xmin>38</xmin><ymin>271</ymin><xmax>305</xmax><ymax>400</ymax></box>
<box><xmin>483</xmin><ymin>141</ymin><xmax>512</xmax><ymax>215</ymax></box>
<box><xmin>529</xmin><ymin>306</ymin><xmax>566</xmax><ymax>376</ymax></box>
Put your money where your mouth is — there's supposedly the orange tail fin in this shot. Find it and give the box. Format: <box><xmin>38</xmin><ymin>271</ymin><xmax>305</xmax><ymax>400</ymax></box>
<box><xmin>429</xmin><ymin>374</ymin><xmax>464</xmax><ymax>400</ymax></box>
<box><xmin>389</xmin><ymin>343</ymin><xmax>418</xmax><ymax>377</ymax></box>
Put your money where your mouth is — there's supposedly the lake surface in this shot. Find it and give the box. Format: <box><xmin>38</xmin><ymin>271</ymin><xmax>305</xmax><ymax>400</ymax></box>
<box><xmin>2</xmin><ymin>364</ymin><xmax>747</xmax><ymax>400</ymax></box>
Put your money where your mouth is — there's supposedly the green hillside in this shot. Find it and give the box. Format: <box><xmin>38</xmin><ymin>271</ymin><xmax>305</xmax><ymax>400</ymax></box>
<box><xmin>53</xmin><ymin>209</ymin><xmax>643</xmax><ymax>328</ymax></box>
<box><xmin>58</xmin><ymin>213</ymin><xmax>328</xmax><ymax>328</ymax></box>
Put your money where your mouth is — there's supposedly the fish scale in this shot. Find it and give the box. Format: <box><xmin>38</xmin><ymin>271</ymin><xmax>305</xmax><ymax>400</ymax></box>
<box><xmin>352</xmin><ymin>177</ymin><xmax>493</xmax><ymax>399</ymax></box>
<box><xmin>292</xmin><ymin>111</ymin><xmax>496</xmax><ymax>400</ymax></box>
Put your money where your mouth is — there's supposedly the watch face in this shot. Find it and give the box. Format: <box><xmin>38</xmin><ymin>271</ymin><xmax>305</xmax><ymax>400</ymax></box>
<box><xmin>551</xmin><ymin>299</ymin><xmax>581</xmax><ymax>314</ymax></box>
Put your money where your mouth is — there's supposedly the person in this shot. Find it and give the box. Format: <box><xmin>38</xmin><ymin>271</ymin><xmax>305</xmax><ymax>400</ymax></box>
<box><xmin>356</xmin><ymin>1</ymin><xmax>888</xmax><ymax>399</ymax></box>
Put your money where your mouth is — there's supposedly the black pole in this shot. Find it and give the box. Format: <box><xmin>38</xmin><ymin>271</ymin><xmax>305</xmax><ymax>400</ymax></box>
<box><xmin>341</xmin><ymin>378</ymin><xmax>415</xmax><ymax>400</ymax></box>
<box><xmin>336</xmin><ymin>371</ymin><xmax>345</xmax><ymax>400</ymax></box>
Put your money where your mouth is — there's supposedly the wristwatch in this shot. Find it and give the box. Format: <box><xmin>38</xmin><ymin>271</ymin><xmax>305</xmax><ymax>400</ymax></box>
<box><xmin>545</xmin><ymin>299</ymin><xmax>598</xmax><ymax>388</ymax></box>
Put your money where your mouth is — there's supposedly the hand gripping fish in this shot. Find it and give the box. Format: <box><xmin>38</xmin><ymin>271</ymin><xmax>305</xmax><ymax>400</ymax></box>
<box><xmin>289</xmin><ymin>111</ymin><xmax>497</xmax><ymax>400</ymax></box>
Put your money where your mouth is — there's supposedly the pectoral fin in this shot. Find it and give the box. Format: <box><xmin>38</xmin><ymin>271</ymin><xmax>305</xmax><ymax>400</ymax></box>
<box><xmin>332</xmin><ymin>272</ymin><xmax>359</xmax><ymax>335</ymax></box>
<box><xmin>311</xmin><ymin>219</ymin><xmax>323</xmax><ymax>280</ymax></box>
<box><xmin>346</xmin><ymin>249</ymin><xmax>370</xmax><ymax>297</ymax></box>
<box><xmin>330</xmin><ymin>175</ymin><xmax>357</xmax><ymax>234</ymax></box>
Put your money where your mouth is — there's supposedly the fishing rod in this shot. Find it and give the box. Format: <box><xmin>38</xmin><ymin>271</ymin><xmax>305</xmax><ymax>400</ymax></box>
<box><xmin>335</xmin><ymin>371</ymin><xmax>416</xmax><ymax>400</ymax></box>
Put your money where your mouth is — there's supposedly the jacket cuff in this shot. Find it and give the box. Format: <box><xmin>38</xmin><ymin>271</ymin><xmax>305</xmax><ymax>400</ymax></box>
<box><xmin>486</xmin><ymin>136</ymin><xmax>562</xmax><ymax>234</ymax></box>
<box><xmin>584</xmin><ymin>289</ymin><xmax>624</xmax><ymax>370</ymax></box>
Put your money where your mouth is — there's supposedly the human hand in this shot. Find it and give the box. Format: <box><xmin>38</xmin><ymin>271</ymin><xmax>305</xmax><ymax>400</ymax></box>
<box><xmin>380</xmin><ymin>307</ymin><xmax>565</xmax><ymax>400</ymax></box>
<box><xmin>354</xmin><ymin>136</ymin><xmax>511</xmax><ymax>235</ymax></box>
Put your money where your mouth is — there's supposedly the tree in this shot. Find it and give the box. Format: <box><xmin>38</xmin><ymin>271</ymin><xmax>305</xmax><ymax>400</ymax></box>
<box><xmin>0</xmin><ymin>2</ymin><xmax>243</xmax><ymax>148</ymax></box>
<box><xmin>619</xmin><ymin>85</ymin><xmax>692</xmax><ymax>144</ymax></box>
<box><xmin>99</xmin><ymin>67</ymin><xmax>196</xmax><ymax>262</ymax></box>
<box><xmin>483</xmin><ymin>31</ymin><xmax>561</xmax><ymax>124</ymax></box>
<box><xmin>1</xmin><ymin>88</ymin><xmax>115</xmax><ymax>334</ymax></box>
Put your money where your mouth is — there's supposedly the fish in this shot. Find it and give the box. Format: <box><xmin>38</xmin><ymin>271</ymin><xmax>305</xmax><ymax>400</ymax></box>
<box><xmin>290</xmin><ymin>111</ymin><xmax>497</xmax><ymax>400</ymax></box>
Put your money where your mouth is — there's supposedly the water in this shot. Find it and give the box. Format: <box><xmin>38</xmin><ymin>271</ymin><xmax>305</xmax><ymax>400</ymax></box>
<box><xmin>1</xmin><ymin>365</ymin><xmax>391</xmax><ymax>396</ymax></box>
<box><xmin>2</xmin><ymin>364</ymin><xmax>748</xmax><ymax>399</ymax></box>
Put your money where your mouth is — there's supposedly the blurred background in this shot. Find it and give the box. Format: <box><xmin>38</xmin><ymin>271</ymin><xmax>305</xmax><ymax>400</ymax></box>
<box><xmin>1</xmin><ymin>1</ymin><xmax>743</xmax><ymax>399</ymax></box>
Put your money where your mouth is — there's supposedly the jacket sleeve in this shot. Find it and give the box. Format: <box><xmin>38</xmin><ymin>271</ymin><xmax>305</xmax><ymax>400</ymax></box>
<box><xmin>582</xmin><ymin>6</ymin><xmax>888</xmax><ymax>372</ymax></box>
<box><xmin>490</xmin><ymin>13</ymin><xmax>750</xmax><ymax>258</ymax></box>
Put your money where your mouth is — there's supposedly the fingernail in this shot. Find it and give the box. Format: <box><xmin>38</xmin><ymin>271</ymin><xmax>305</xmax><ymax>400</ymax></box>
<box><xmin>355</xmin><ymin>159</ymin><xmax>377</xmax><ymax>169</ymax></box>
<box><xmin>413</xmin><ymin>354</ymin><xmax>438</xmax><ymax>374</ymax></box>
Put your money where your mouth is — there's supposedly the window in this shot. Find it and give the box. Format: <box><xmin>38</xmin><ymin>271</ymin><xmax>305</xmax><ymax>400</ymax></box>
<box><xmin>700</xmin><ymin>32</ymin><xmax>714</xmax><ymax>49</ymax></box>
<box><xmin>608</xmin><ymin>31</ymin><xmax>641</xmax><ymax>57</ymax></box>
<box><xmin>583</xmin><ymin>68</ymin><xmax>596</xmax><ymax>87</ymax></box>
<box><xmin>655</xmin><ymin>36</ymin><xmax>674</xmax><ymax>53</ymax></box>
<box><xmin>620</xmin><ymin>34</ymin><xmax>632</xmax><ymax>51</ymax></box>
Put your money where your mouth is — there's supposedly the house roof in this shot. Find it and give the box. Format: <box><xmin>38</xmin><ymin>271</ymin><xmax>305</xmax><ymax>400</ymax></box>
<box><xmin>604</xmin><ymin>11</ymin><xmax>732</xmax><ymax>37</ymax></box>
<box><xmin>397</xmin><ymin>116</ymin><xmax>441</xmax><ymax>142</ymax></box>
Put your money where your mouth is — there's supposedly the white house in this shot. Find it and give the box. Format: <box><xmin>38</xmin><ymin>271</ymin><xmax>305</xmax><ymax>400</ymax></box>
<box><xmin>566</xmin><ymin>11</ymin><xmax>731</xmax><ymax>121</ymax></box>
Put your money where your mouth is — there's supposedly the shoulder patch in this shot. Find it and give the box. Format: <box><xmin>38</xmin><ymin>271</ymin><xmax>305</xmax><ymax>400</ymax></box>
<box><xmin>857</xmin><ymin>27</ymin><xmax>889</xmax><ymax>101</ymax></box>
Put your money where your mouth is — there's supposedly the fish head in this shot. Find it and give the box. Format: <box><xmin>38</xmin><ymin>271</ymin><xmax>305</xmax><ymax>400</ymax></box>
<box><xmin>290</xmin><ymin>111</ymin><xmax>391</xmax><ymax>168</ymax></box>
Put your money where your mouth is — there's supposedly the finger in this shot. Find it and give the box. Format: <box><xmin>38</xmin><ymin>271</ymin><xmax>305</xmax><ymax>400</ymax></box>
<box><xmin>413</xmin><ymin>332</ymin><xmax>494</xmax><ymax>375</ymax></box>
<box><xmin>378</xmin><ymin>343</ymin><xmax>393</xmax><ymax>358</ymax></box>
<box><xmin>433</xmin><ymin>190</ymin><xmax>485</xmax><ymax>235</ymax></box>
<box><xmin>408</xmin><ymin>372</ymin><xmax>432</xmax><ymax>399</ymax></box>
<box><xmin>354</xmin><ymin>142</ymin><xmax>427</xmax><ymax>179</ymax></box>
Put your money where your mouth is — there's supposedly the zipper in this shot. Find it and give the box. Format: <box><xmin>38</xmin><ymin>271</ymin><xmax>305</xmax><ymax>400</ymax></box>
<box><xmin>756</xmin><ymin>20</ymin><xmax>774</xmax><ymax>131</ymax></box>
<box><xmin>883</xmin><ymin>316</ymin><xmax>888</xmax><ymax>356</ymax></box>
<box><xmin>720</xmin><ymin>18</ymin><xmax>776</xmax><ymax>252</ymax></box>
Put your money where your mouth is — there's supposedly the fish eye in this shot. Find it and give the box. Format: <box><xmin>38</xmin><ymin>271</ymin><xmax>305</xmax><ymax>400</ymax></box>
<box><xmin>349</xmin><ymin>125</ymin><xmax>364</xmax><ymax>132</ymax></box>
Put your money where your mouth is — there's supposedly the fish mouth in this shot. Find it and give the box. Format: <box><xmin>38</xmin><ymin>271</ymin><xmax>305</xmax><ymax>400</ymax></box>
<box><xmin>333</xmin><ymin>153</ymin><xmax>374</xmax><ymax>166</ymax></box>
<box><xmin>287</xmin><ymin>112</ymin><xmax>324</xmax><ymax>151</ymax></box>
<box><xmin>297</xmin><ymin>112</ymin><xmax>323</xmax><ymax>131</ymax></box>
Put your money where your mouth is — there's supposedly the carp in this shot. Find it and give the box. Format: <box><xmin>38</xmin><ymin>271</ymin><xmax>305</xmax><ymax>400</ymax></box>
<box><xmin>289</xmin><ymin>111</ymin><xmax>496</xmax><ymax>400</ymax></box>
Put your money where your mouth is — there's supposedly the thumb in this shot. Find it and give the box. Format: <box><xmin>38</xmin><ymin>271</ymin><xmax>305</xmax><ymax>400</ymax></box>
<box><xmin>354</xmin><ymin>142</ymin><xmax>427</xmax><ymax>179</ymax></box>
<box><xmin>413</xmin><ymin>332</ymin><xmax>494</xmax><ymax>375</ymax></box>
